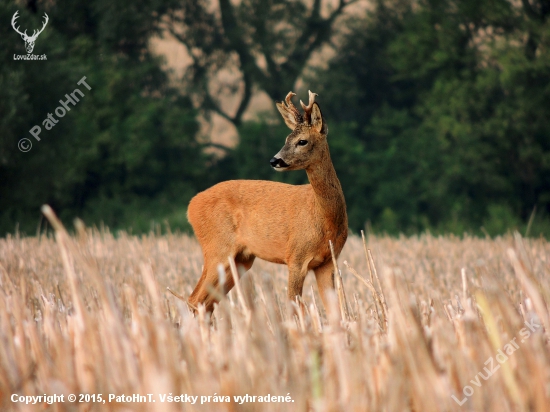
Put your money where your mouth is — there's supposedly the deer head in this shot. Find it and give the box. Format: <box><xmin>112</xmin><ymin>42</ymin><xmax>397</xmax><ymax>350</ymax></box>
<box><xmin>270</xmin><ymin>90</ymin><xmax>328</xmax><ymax>171</ymax></box>
<box><xmin>12</xmin><ymin>11</ymin><xmax>49</xmax><ymax>54</ymax></box>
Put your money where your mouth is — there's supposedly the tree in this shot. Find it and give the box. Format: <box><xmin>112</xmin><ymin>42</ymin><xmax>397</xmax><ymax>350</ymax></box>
<box><xmin>305</xmin><ymin>0</ymin><xmax>550</xmax><ymax>234</ymax></box>
<box><xmin>167</xmin><ymin>0</ymin><xmax>357</xmax><ymax>126</ymax></box>
<box><xmin>522</xmin><ymin>0</ymin><xmax>550</xmax><ymax>59</ymax></box>
<box><xmin>0</xmin><ymin>0</ymin><xmax>207</xmax><ymax>234</ymax></box>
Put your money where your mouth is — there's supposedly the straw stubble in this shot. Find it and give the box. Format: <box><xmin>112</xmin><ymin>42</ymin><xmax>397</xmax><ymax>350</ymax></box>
<box><xmin>0</xmin><ymin>213</ymin><xmax>549</xmax><ymax>411</ymax></box>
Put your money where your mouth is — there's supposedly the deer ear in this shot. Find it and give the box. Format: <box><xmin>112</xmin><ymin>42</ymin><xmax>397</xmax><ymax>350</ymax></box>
<box><xmin>310</xmin><ymin>103</ymin><xmax>324</xmax><ymax>134</ymax></box>
<box><xmin>276</xmin><ymin>102</ymin><xmax>298</xmax><ymax>130</ymax></box>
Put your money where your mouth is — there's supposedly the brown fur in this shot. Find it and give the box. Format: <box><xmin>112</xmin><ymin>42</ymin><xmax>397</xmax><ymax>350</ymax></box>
<box><xmin>187</xmin><ymin>91</ymin><xmax>348</xmax><ymax>313</ymax></box>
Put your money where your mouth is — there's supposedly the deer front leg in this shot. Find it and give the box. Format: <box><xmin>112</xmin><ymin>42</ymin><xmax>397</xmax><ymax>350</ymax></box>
<box><xmin>287</xmin><ymin>262</ymin><xmax>308</xmax><ymax>303</ymax></box>
<box><xmin>313</xmin><ymin>261</ymin><xmax>336</xmax><ymax>316</ymax></box>
<box><xmin>287</xmin><ymin>262</ymin><xmax>309</xmax><ymax>317</ymax></box>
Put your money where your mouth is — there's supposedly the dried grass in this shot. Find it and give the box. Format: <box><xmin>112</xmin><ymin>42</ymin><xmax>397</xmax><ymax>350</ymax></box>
<box><xmin>1</xmin><ymin>211</ymin><xmax>549</xmax><ymax>411</ymax></box>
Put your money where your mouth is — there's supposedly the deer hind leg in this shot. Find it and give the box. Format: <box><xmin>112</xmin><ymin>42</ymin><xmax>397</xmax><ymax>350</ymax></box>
<box><xmin>189</xmin><ymin>259</ymin><xmax>233</xmax><ymax>313</ymax></box>
<box><xmin>188</xmin><ymin>251</ymin><xmax>255</xmax><ymax>313</ymax></box>
<box><xmin>188</xmin><ymin>235</ymin><xmax>233</xmax><ymax>312</ymax></box>
<box><xmin>187</xmin><ymin>264</ymin><xmax>214</xmax><ymax>313</ymax></box>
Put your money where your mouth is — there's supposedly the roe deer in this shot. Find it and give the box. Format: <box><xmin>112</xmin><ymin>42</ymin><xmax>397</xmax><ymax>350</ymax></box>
<box><xmin>187</xmin><ymin>90</ymin><xmax>347</xmax><ymax>314</ymax></box>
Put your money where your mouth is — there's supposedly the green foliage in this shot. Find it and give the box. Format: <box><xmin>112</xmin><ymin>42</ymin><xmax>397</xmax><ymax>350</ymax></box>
<box><xmin>3</xmin><ymin>0</ymin><xmax>550</xmax><ymax>238</ymax></box>
<box><xmin>0</xmin><ymin>0</ymin><xmax>207</xmax><ymax>235</ymax></box>
<box><xmin>301</xmin><ymin>0</ymin><xmax>550</xmax><ymax>236</ymax></box>
<box><xmin>482</xmin><ymin>204</ymin><xmax>522</xmax><ymax>237</ymax></box>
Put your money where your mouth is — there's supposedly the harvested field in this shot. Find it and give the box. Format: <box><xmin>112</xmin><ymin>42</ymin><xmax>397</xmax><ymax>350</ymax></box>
<box><xmin>1</xmin><ymin>210</ymin><xmax>549</xmax><ymax>411</ymax></box>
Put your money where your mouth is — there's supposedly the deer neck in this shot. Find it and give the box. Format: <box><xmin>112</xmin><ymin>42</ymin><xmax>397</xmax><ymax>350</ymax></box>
<box><xmin>306</xmin><ymin>148</ymin><xmax>347</xmax><ymax>225</ymax></box>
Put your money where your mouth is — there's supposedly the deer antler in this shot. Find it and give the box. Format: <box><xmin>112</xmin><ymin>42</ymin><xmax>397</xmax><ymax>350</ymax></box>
<box><xmin>283</xmin><ymin>91</ymin><xmax>304</xmax><ymax>124</ymax></box>
<box><xmin>11</xmin><ymin>11</ymin><xmax>48</xmax><ymax>41</ymax></box>
<box><xmin>300</xmin><ymin>90</ymin><xmax>318</xmax><ymax>124</ymax></box>
<box><xmin>11</xmin><ymin>11</ymin><xmax>27</xmax><ymax>38</ymax></box>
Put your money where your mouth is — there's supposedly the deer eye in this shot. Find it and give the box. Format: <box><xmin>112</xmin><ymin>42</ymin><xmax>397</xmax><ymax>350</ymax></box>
<box><xmin>297</xmin><ymin>140</ymin><xmax>308</xmax><ymax>146</ymax></box>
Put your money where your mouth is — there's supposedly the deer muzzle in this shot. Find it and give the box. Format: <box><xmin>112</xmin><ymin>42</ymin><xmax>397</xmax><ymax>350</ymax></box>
<box><xmin>270</xmin><ymin>157</ymin><xmax>289</xmax><ymax>169</ymax></box>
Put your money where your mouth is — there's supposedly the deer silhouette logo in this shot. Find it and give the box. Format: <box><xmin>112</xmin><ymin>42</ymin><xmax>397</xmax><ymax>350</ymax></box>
<box><xmin>11</xmin><ymin>11</ymin><xmax>49</xmax><ymax>54</ymax></box>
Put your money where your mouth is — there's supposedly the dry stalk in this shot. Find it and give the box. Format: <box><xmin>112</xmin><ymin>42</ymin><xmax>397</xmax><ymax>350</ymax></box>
<box><xmin>228</xmin><ymin>256</ymin><xmax>251</xmax><ymax>321</ymax></box>
<box><xmin>329</xmin><ymin>240</ymin><xmax>350</xmax><ymax>321</ymax></box>
<box><xmin>1</xmin><ymin>226</ymin><xmax>549</xmax><ymax>411</ymax></box>
<box><xmin>343</xmin><ymin>260</ymin><xmax>385</xmax><ymax>331</ymax></box>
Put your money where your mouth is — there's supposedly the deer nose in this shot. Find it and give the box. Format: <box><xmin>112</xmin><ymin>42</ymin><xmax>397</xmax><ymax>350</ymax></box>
<box><xmin>270</xmin><ymin>157</ymin><xmax>289</xmax><ymax>168</ymax></box>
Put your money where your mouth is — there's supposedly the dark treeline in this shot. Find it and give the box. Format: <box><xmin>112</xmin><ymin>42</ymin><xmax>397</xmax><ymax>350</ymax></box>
<box><xmin>1</xmin><ymin>0</ymin><xmax>549</xmax><ymax>236</ymax></box>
